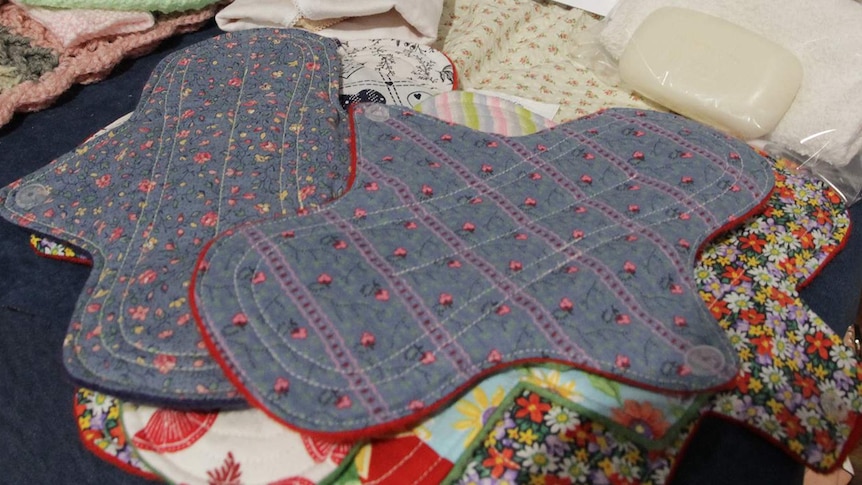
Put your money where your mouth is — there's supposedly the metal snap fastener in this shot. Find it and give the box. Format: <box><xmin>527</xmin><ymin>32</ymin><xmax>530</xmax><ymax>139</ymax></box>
<box><xmin>364</xmin><ymin>103</ymin><xmax>390</xmax><ymax>122</ymax></box>
<box><xmin>684</xmin><ymin>345</ymin><xmax>726</xmax><ymax>376</ymax></box>
<box><xmin>14</xmin><ymin>183</ymin><xmax>49</xmax><ymax>209</ymax></box>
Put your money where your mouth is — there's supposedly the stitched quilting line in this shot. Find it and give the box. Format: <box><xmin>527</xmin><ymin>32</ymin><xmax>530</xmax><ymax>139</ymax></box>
<box><xmin>69</xmin><ymin>50</ymin><xmax>222</xmax><ymax>373</ymax></box>
<box><xmin>214</xmin><ymin>156</ymin><xmax>618</xmax><ymax>384</ymax></box>
<box><xmin>112</xmin><ymin>43</ymin><xmax>230</xmax><ymax>361</ymax></box>
<box><xmin>1</xmin><ymin>55</ymin><xmax>194</xmax><ymax>377</ymax></box>
<box><xmin>192</xmin><ymin>108</ymin><xmax>772</xmax><ymax>424</ymax></box>
<box><xmin>73</xmin><ymin>40</ymin><xmax>252</xmax><ymax>379</ymax></box>
<box><xmin>205</xmin><ymin>110</ymin><xmax>748</xmax><ymax>268</ymax></box>
<box><xmin>242</xmin><ymin>224</ymin><xmax>393</xmax><ymax>421</ymax></box>
<box><xmin>120</xmin><ymin>99</ymin><xmax>744</xmax><ymax>390</ymax></box>
<box><xmin>212</xmin><ymin>63</ymin><xmax>251</xmax><ymax>235</ymax></box>
<box><xmin>606</xmin><ymin>111</ymin><xmax>766</xmax><ymax>197</ymax></box>
<box><xmin>556</xmin><ymin>127</ymin><xmax>719</xmax><ymax>227</ymax></box>
<box><xmin>382</xmin><ymin>116</ymin><xmax>737</xmax><ymax>351</ymax></box>
<box><xmin>283</xmin><ymin>36</ymin><xmax>322</xmax><ymax>213</ymax></box>
<box><xmin>72</xmin><ymin>33</ymin><xmax>338</xmax><ymax>383</ymax></box>
<box><xmin>321</xmin><ymin>210</ymin><xmax>478</xmax><ymax>374</ymax></box>
<box><xmin>503</xmin><ymin>129</ymin><xmax>713</xmax><ymax>292</ymax></box>
<box><xmin>0</xmin><ymin>31</ymin><xmax>337</xmax><ymax>401</ymax></box>
<box><xmin>204</xmin><ymin>107</ymin><xmax>768</xmax><ymax>366</ymax></box>
<box><xmin>349</xmin><ymin>136</ymin><xmax>603</xmax><ymax>359</ymax></box>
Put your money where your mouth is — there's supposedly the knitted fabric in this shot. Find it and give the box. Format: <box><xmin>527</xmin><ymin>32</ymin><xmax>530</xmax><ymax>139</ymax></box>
<box><xmin>10</xmin><ymin>0</ymin><xmax>155</xmax><ymax>48</ymax></box>
<box><xmin>191</xmin><ymin>105</ymin><xmax>774</xmax><ymax>438</ymax></box>
<box><xmin>0</xmin><ymin>2</ymin><xmax>217</xmax><ymax>128</ymax></box>
<box><xmin>16</xmin><ymin>0</ymin><xmax>223</xmax><ymax>14</ymax></box>
<box><xmin>0</xmin><ymin>24</ymin><xmax>57</xmax><ymax>86</ymax></box>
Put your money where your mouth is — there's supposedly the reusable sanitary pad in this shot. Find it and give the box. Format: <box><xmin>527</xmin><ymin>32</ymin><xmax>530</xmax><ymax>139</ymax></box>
<box><xmin>192</xmin><ymin>104</ymin><xmax>774</xmax><ymax>438</ymax></box>
<box><xmin>122</xmin><ymin>402</ymin><xmax>351</xmax><ymax>484</ymax></box>
<box><xmin>0</xmin><ymin>28</ymin><xmax>351</xmax><ymax>407</ymax></box>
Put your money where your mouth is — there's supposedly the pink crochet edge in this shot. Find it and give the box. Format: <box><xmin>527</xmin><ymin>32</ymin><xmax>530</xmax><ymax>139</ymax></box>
<box><xmin>0</xmin><ymin>2</ymin><xmax>217</xmax><ymax>127</ymax></box>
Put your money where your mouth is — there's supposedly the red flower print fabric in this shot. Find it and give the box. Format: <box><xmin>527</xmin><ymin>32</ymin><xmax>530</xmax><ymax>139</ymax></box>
<box><xmin>697</xmin><ymin>158</ymin><xmax>859</xmax><ymax>473</ymax></box>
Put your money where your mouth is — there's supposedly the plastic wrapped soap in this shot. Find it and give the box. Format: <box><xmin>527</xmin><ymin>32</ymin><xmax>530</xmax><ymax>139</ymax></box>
<box><xmin>618</xmin><ymin>7</ymin><xmax>802</xmax><ymax>140</ymax></box>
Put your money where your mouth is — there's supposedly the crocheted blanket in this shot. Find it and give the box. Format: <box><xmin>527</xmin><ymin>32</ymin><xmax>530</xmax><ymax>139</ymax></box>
<box><xmin>0</xmin><ymin>2</ymin><xmax>216</xmax><ymax>129</ymax></box>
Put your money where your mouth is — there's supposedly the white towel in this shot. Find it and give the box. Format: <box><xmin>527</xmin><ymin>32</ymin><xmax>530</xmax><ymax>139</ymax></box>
<box><xmin>216</xmin><ymin>0</ymin><xmax>443</xmax><ymax>45</ymax></box>
<box><xmin>598</xmin><ymin>0</ymin><xmax>862</xmax><ymax>168</ymax></box>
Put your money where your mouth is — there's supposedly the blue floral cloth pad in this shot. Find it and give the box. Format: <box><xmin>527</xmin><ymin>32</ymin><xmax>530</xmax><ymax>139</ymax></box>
<box><xmin>0</xmin><ymin>29</ymin><xmax>352</xmax><ymax>408</ymax></box>
<box><xmin>191</xmin><ymin>104</ymin><xmax>774</xmax><ymax>438</ymax></box>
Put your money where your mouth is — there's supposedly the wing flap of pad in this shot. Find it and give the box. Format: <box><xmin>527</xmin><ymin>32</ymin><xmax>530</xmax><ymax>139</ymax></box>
<box><xmin>191</xmin><ymin>106</ymin><xmax>775</xmax><ymax>437</ymax></box>
<box><xmin>0</xmin><ymin>29</ymin><xmax>352</xmax><ymax>407</ymax></box>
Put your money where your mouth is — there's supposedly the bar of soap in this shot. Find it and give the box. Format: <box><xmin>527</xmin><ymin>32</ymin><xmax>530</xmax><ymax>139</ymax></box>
<box><xmin>618</xmin><ymin>7</ymin><xmax>802</xmax><ymax>140</ymax></box>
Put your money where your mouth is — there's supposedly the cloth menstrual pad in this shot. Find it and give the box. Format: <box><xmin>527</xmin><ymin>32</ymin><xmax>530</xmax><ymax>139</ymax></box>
<box><xmin>192</xmin><ymin>105</ymin><xmax>774</xmax><ymax>438</ymax></box>
<box><xmin>0</xmin><ymin>28</ymin><xmax>351</xmax><ymax>407</ymax></box>
<box><xmin>121</xmin><ymin>401</ymin><xmax>351</xmax><ymax>484</ymax></box>
<box><xmin>74</xmin><ymin>388</ymin><xmax>156</xmax><ymax>480</ymax></box>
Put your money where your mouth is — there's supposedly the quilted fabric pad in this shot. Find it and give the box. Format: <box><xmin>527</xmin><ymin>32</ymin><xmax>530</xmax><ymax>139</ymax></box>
<box><xmin>192</xmin><ymin>105</ymin><xmax>774</xmax><ymax>437</ymax></box>
<box><xmin>121</xmin><ymin>402</ymin><xmax>351</xmax><ymax>484</ymax></box>
<box><xmin>74</xmin><ymin>388</ymin><xmax>156</xmax><ymax>480</ymax></box>
<box><xmin>0</xmin><ymin>28</ymin><xmax>351</xmax><ymax>407</ymax></box>
<box><xmin>698</xmin><ymin>158</ymin><xmax>860</xmax><ymax>472</ymax></box>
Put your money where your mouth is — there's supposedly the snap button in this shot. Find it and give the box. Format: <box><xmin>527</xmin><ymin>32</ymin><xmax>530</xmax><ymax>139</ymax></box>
<box><xmin>684</xmin><ymin>345</ymin><xmax>726</xmax><ymax>376</ymax></box>
<box><xmin>14</xmin><ymin>183</ymin><xmax>49</xmax><ymax>209</ymax></box>
<box><xmin>364</xmin><ymin>104</ymin><xmax>390</xmax><ymax>122</ymax></box>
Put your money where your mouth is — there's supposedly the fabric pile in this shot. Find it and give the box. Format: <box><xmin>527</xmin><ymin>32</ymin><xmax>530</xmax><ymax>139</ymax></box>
<box><xmin>1</xmin><ymin>1</ymin><xmax>861</xmax><ymax>484</ymax></box>
<box><xmin>0</xmin><ymin>0</ymin><xmax>222</xmax><ymax>128</ymax></box>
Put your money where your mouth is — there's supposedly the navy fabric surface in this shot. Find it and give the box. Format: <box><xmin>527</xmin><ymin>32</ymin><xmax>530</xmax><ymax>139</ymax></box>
<box><xmin>0</xmin><ymin>20</ymin><xmax>856</xmax><ymax>484</ymax></box>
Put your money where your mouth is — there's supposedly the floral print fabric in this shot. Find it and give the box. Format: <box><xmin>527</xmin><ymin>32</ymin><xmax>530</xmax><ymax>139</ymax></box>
<box><xmin>697</xmin><ymin>158</ymin><xmax>859</xmax><ymax>472</ymax></box>
<box><xmin>73</xmin><ymin>388</ymin><xmax>156</xmax><ymax>480</ymax></box>
<box><xmin>0</xmin><ymin>28</ymin><xmax>351</xmax><ymax>408</ymax></box>
<box><xmin>436</xmin><ymin>0</ymin><xmax>655</xmax><ymax>122</ymax></box>
<box><xmin>327</xmin><ymin>158</ymin><xmax>857</xmax><ymax>483</ymax></box>
<box><xmin>449</xmin><ymin>384</ymin><xmax>692</xmax><ymax>484</ymax></box>
<box><xmin>327</xmin><ymin>366</ymin><xmax>703</xmax><ymax>484</ymax></box>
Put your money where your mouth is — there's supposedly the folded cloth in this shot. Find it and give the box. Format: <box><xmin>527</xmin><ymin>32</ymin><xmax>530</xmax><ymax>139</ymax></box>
<box><xmin>15</xmin><ymin>0</ymin><xmax>223</xmax><ymax>13</ymax></box>
<box><xmin>216</xmin><ymin>0</ymin><xmax>443</xmax><ymax>45</ymax></box>
<box><xmin>11</xmin><ymin>0</ymin><xmax>154</xmax><ymax>47</ymax></box>
<box><xmin>338</xmin><ymin>38</ymin><xmax>455</xmax><ymax>109</ymax></box>
<box><xmin>598</xmin><ymin>0</ymin><xmax>862</xmax><ymax>168</ymax></box>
